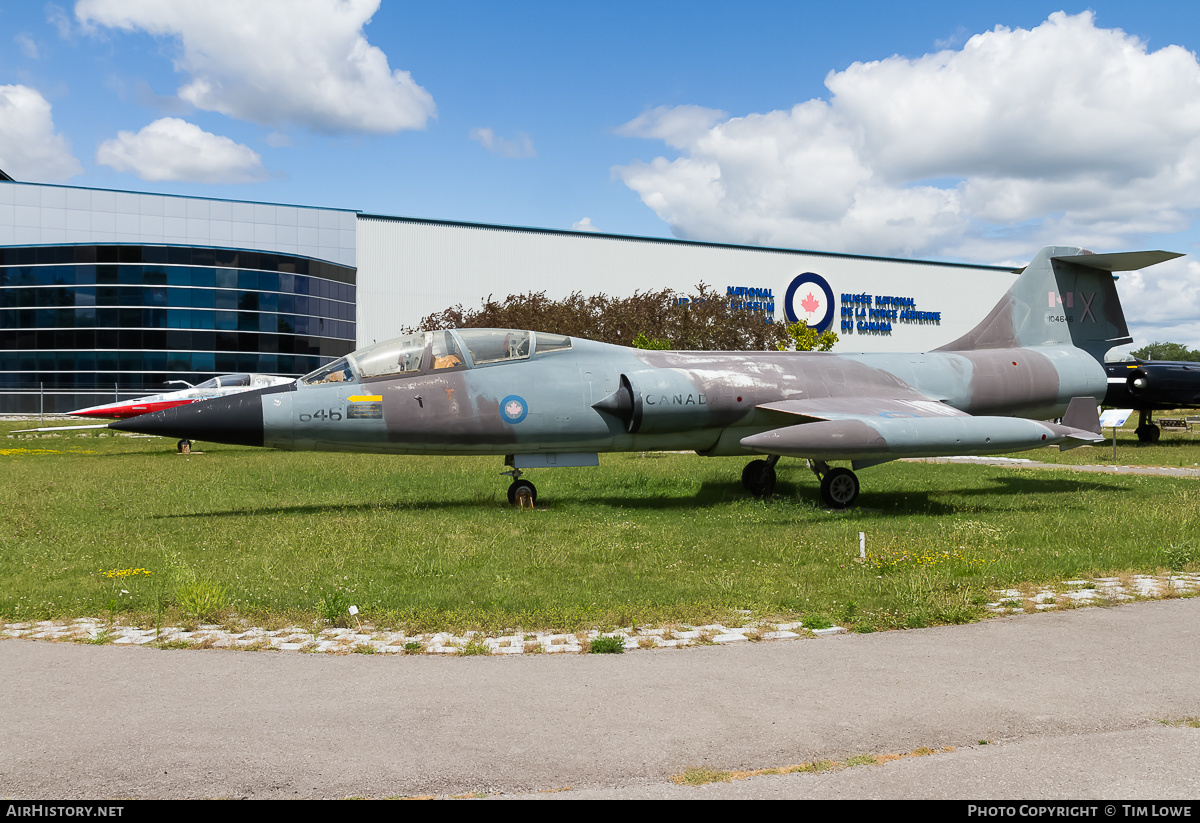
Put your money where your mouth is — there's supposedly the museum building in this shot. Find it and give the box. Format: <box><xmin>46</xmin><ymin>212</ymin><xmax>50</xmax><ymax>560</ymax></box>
<box><xmin>1</xmin><ymin>173</ymin><xmax>1017</xmax><ymax>414</ymax></box>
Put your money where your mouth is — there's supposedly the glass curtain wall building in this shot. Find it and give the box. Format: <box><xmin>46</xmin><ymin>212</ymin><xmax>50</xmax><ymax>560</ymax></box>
<box><xmin>0</xmin><ymin>180</ymin><xmax>357</xmax><ymax>413</ymax></box>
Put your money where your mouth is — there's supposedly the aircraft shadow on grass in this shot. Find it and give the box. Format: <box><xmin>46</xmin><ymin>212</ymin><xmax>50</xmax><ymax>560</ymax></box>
<box><xmin>156</xmin><ymin>472</ymin><xmax>1124</xmax><ymax>520</ymax></box>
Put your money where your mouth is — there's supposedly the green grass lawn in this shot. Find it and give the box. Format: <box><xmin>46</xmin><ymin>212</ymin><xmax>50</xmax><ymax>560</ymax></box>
<box><xmin>2</xmin><ymin>419</ymin><xmax>1197</xmax><ymax>634</ymax></box>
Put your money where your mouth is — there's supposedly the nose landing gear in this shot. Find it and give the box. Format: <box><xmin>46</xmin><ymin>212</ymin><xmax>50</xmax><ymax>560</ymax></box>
<box><xmin>1135</xmin><ymin>410</ymin><xmax>1161</xmax><ymax>443</ymax></box>
<box><xmin>502</xmin><ymin>464</ymin><xmax>538</xmax><ymax>507</ymax></box>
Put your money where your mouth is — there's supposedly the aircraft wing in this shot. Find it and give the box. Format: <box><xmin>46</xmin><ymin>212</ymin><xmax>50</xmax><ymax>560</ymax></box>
<box><xmin>757</xmin><ymin>397</ymin><xmax>970</xmax><ymax>423</ymax></box>
<box><xmin>742</xmin><ymin>396</ymin><xmax>1101</xmax><ymax>465</ymax></box>
<box><xmin>11</xmin><ymin>423</ymin><xmax>112</xmax><ymax>433</ymax></box>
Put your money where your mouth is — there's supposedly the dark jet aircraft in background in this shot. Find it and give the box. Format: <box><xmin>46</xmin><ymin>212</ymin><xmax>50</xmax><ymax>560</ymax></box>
<box><xmin>1104</xmin><ymin>355</ymin><xmax>1200</xmax><ymax>442</ymax></box>
<box><xmin>111</xmin><ymin>245</ymin><xmax>1179</xmax><ymax>508</ymax></box>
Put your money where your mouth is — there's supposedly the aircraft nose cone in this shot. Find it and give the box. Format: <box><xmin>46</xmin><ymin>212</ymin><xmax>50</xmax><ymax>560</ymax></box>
<box><xmin>109</xmin><ymin>390</ymin><xmax>267</xmax><ymax>447</ymax></box>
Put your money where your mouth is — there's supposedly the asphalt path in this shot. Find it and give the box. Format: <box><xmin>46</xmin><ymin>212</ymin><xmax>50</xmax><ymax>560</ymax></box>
<box><xmin>3</xmin><ymin>598</ymin><xmax>1199</xmax><ymax>800</ymax></box>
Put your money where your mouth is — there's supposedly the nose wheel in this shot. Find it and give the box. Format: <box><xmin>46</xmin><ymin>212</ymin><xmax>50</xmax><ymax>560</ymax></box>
<box><xmin>507</xmin><ymin>479</ymin><xmax>537</xmax><ymax>507</ymax></box>
<box><xmin>177</xmin><ymin>439</ymin><xmax>193</xmax><ymax>454</ymax></box>
<box><xmin>502</xmin><ymin>464</ymin><xmax>538</xmax><ymax>507</ymax></box>
<box><xmin>809</xmin><ymin>461</ymin><xmax>859</xmax><ymax>509</ymax></box>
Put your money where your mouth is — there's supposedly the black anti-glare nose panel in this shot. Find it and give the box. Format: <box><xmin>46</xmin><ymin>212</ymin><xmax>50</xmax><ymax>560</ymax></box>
<box><xmin>110</xmin><ymin>390</ymin><xmax>266</xmax><ymax>447</ymax></box>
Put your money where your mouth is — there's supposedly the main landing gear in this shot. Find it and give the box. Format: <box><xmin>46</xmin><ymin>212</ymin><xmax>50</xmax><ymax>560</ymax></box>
<box><xmin>741</xmin><ymin>457</ymin><xmax>860</xmax><ymax>509</ymax></box>
<box><xmin>741</xmin><ymin>455</ymin><xmax>779</xmax><ymax>496</ymax></box>
<box><xmin>813</xmin><ymin>462</ymin><xmax>860</xmax><ymax>509</ymax></box>
<box><xmin>502</xmin><ymin>465</ymin><xmax>537</xmax><ymax>507</ymax></box>
<box><xmin>177</xmin><ymin>439</ymin><xmax>193</xmax><ymax>454</ymax></box>
<box><xmin>1134</xmin><ymin>410</ymin><xmax>1160</xmax><ymax>444</ymax></box>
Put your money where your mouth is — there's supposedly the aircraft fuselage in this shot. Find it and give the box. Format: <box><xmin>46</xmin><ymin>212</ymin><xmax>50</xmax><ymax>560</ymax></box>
<box><xmin>247</xmin><ymin>338</ymin><xmax>1103</xmax><ymax>457</ymax></box>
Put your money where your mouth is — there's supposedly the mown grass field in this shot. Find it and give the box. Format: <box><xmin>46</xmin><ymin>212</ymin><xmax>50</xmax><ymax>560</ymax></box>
<box><xmin>2</xmin><ymin>418</ymin><xmax>1197</xmax><ymax>634</ymax></box>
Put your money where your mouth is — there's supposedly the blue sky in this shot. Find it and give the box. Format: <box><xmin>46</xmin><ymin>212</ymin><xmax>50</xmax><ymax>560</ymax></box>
<box><xmin>3</xmin><ymin>1</ymin><xmax>1200</xmax><ymax>348</ymax></box>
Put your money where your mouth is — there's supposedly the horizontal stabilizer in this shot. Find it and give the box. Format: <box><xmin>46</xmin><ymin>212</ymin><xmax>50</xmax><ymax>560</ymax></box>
<box><xmin>1050</xmin><ymin>250</ymin><xmax>1183</xmax><ymax>272</ymax></box>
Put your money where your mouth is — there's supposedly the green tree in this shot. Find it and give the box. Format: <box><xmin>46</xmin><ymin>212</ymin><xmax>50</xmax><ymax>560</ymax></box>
<box><xmin>777</xmin><ymin>319</ymin><xmax>839</xmax><ymax>352</ymax></box>
<box><xmin>411</xmin><ymin>284</ymin><xmax>790</xmax><ymax>351</ymax></box>
<box><xmin>630</xmin><ymin>332</ymin><xmax>671</xmax><ymax>350</ymax></box>
<box><xmin>1131</xmin><ymin>342</ymin><xmax>1200</xmax><ymax>362</ymax></box>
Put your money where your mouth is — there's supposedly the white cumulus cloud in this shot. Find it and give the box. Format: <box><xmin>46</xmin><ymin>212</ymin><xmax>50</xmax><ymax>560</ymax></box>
<box><xmin>0</xmin><ymin>84</ymin><xmax>83</xmax><ymax>181</ymax></box>
<box><xmin>96</xmin><ymin>117</ymin><xmax>268</xmax><ymax>183</ymax></box>
<box><xmin>1113</xmin><ymin>257</ymin><xmax>1200</xmax><ymax>351</ymax></box>
<box><xmin>76</xmin><ymin>0</ymin><xmax>435</xmax><ymax>134</ymax></box>
<box><xmin>614</xmin><ymin>12</ymin><xmax>1200</xmax><ymax>264</ymax></box>
<box><xmin>572</xmin><ymin>217</ymin><xmax>600</xmax><ymax>232</ymax></box>
<box><xmin>469</xmin><ymin>127</ymin><xmax>536</xmax><ymax>159</ymax></box>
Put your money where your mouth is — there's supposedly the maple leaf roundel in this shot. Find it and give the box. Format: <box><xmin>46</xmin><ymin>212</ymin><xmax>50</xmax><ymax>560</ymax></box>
<box><xmin>784</xmin><ymin>272</ymin><xmax>835</xmax><ymax>332</ymax></box>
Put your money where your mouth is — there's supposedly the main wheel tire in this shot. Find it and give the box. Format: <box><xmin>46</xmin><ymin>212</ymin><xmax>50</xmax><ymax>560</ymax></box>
<box><xmin>507</xmin><ymin>479</ymin><xmax>537</xmax><ymax>506</ymax></box>
<box><xmin>1136</xmin><ymin>424</ymin><xmax>1160</xmax><ymax>444</ymax></box>
<box><xmin>177</xmin><ymin>439</ymin><xmax>192</xmax><ymax>454</ymax></box>
<box><xmin>820</xmin><ymin>468</ymin><xmax>859</xmax><ymax>509</ymax></box>
<box><xmin>741</xmin><ymin>459</ymin><xmax>777</xmax><ymax>497</ymax></box>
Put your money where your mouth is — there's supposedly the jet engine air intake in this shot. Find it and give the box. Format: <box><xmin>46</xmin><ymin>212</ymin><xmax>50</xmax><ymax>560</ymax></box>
<box><xmin>593</xmin><ymin>374</ymin><xmax>640</xmax><ymax>433</ymax></box>
<box><xmin>592</xmin><ymin>371</ymin><xmax>712</xmax><ymax>434</ymax></box>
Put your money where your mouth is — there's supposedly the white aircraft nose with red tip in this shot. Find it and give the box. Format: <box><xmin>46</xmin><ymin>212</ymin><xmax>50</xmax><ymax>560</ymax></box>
<box><xmin>70</xmin><ymin>397</ymin><xmax>197</xmax><ymax>419</ymax></box>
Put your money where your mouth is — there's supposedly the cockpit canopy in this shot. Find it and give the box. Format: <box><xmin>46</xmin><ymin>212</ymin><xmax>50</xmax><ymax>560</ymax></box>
<box><xmin>195</xmin><ymin>373</ymin><xmax>253</xmax><ymax>389</ymax></box>
<box><xmin>194</xmin><ymin>373</ymin><xmax>290</xmax><ymax>389</ymax></box>
<box><xmin>301</xmin><ymin>329</ymin><xmax>572</xmax><ymax>385</ymax></box>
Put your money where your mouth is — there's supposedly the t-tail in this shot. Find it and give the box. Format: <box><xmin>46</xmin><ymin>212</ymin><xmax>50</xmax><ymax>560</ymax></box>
<box><xmin>936</xmin><ymin>246</ymin><xmax>1182</xmax><ymax>360</ymax></box>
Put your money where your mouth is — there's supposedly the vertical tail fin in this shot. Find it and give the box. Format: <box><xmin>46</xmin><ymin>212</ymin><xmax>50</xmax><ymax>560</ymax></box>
<box><xmin>936</xmin><ymin>246</ymin><xmax>1181</xmax><ymax>358</ymax></box>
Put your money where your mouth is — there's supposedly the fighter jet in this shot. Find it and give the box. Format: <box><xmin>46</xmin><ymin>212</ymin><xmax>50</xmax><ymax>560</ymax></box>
<box><xmin>1103</xmin><ymin>355</ymin><xmax>1200</xmax><ymax>442</ymax></box>
<box><xmin>109</xmin><ymin>246</ymin><xmax>1179</xmax><ymax>508</ymax></box>
<box><xmin>17</xmin><ymin>373</ymin><xmax>292</xmax><ymax>452</ymax></box>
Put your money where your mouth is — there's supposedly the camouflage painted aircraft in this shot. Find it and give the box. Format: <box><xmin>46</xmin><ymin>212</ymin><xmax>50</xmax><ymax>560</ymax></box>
<box><xmin>110</xmin><ymin>246</ymin><xmax>1179</xmax><ymax>508</ymax></box>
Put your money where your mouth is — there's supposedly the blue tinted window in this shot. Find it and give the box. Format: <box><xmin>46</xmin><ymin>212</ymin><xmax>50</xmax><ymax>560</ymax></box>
<box><xmin>192</xmin><ymin>352</ymin><xmax>215</xmax><ymax>372</ymax></box>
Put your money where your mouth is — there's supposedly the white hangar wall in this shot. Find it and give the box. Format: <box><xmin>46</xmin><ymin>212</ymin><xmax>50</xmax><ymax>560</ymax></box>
<box><xmin>355</xmin><ymin>214</ymin><xmax>1018</xmax><ymax>352</ymax></box>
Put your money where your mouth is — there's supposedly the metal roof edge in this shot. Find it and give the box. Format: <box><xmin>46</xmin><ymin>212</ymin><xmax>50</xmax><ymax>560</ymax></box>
<box><xmin>0</xmin><ymin>179</ymin><xmax>360</xmax><ymax>213</ymax></box>
<box><xmin>0</xmin><ymin>240</ymin><xmax>355</xmax><ymax>270</ymax></box>
<box><xmin>356</xmin><ymin>212</ymin><xmax>1014</xmax><ymax>273</ymax></box>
